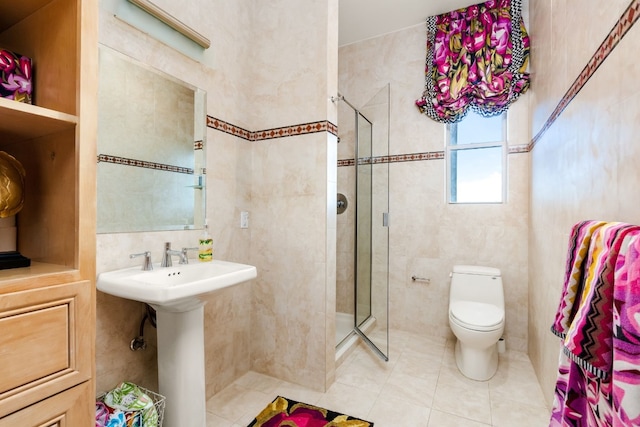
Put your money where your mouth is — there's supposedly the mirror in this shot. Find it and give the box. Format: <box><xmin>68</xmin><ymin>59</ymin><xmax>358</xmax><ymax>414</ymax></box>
<box><xmin>97</xmin><ymin>45</ymin><xmax>206</xmax><ymax>233</ymax></box>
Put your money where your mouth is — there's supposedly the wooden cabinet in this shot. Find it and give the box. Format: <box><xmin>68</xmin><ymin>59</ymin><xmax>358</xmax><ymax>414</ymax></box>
<box><xmin>0</xmin><ymin>382</ymin><xmax>94</xmax><ymax>427</ymax></box>
<box><xmin>0</xmin><ymin>0</ymin><xmax>97</xmax><ymax>424</ymax></box>
<box><xmin>0</xmin><ymin>281</ymin><xmax>92</xmax><ymax>418</ymax></box>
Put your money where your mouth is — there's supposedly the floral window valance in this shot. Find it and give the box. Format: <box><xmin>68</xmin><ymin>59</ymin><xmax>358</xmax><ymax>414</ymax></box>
<box><xmin>415</xmin><ymin>0</ymin><xmax>530</xmax><ymax>123</ymax></box>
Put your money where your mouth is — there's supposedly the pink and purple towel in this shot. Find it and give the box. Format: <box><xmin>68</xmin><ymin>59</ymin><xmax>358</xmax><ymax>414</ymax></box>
<box><xmin>551</xmin><ymin>220</ymin><xmax>607</xmax><ymax>339</ymax></box>
<box><xmin>550</xmin><ymin>222</ymin><xmax>640</xmax><ymax>426</ymax></box>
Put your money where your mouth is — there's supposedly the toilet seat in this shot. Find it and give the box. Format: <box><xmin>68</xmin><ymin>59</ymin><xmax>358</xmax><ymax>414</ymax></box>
<box><xmin>449</xmin><ymin>301</ymin><xmax>504</xmax><ymax>332</ymax></box>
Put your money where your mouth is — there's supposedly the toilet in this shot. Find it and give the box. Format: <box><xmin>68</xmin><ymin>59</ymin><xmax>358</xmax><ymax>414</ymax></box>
<box><xmin>448</xmin><ymin>265</ymin><xmax>505</xmax><ymax>381</ymax></box>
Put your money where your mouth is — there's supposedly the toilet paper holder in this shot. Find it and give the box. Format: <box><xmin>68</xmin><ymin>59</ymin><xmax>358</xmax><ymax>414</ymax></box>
<box><xmin>411</xmin><ymin>275</ymin><xmax>430</xmax><ymax>283</ymax></box>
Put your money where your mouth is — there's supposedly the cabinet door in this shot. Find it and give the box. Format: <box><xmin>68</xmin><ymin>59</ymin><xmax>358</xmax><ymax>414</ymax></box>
<box><xmin>0</xmin><ymin>281</ymin><xmax>92</xmax><ymax>418</ymax></box>
<box><xmin>0</xmin><ymin>382</ymin><xmax>93</xmax><ymax>426</ymax></box>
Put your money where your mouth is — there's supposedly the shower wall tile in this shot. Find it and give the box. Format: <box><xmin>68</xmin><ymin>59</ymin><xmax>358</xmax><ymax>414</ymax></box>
<box><xmin>338</xmin><ymin>23</ymin><xmax>530</xmax><ymax>352</ymax></box>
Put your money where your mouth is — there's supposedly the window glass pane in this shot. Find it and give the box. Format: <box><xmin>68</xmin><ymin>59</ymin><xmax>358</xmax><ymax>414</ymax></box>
<box><xmin>450</xmin><ymin>146</ymin><xmax>503</xmax><ymax>203</ymax></box>
<box><xmin>451</xmin><ymin>111</ymin><xmax>504</xmax><ymax>145</ymax></box>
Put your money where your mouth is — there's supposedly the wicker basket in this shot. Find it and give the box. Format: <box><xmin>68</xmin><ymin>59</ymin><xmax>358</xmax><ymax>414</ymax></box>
<box><xmin>97</xmin><ymin>386</ymin><xmax>165</xmax><ymax>427</ymax></box>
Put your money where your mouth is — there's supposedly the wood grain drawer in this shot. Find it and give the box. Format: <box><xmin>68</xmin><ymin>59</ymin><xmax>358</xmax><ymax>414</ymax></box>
<box><xmin>0</xmin><ymin>381</ymin><xmax>93</xmax><ymax>427</ymax></box>
<box><xmin>0</xmin><ymin>304</ymin><xmax>70</xmax><ymax>394</ymax></box>
<box><xmin>0</xmin><ymin>281</ymin><xmax>91</xmax><ymax>418</ymax></box>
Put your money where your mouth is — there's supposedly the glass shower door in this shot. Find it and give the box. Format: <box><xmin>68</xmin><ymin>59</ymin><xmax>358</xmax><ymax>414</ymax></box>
<box><xmin>355</xmin><ymin>84</ymin><xmax>389</xmax><ymax>361</ymax></box>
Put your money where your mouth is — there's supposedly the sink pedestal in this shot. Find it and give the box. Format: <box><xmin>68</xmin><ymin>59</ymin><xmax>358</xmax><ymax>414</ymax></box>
<box><xmin>155</xmin><ymin>302</ymin><xmax>207</xmax><ymax>427</ymax></box>
<box><xmin>96</xmin><ymin>259</ymin><xmax>257</xmax><ymax>426</ymax></box>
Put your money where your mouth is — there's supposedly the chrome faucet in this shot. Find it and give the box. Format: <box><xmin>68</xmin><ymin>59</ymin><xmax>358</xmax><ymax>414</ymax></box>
<box><xmin>162</xmin><ymin>242</ymin><xmax>199</xmax><ymax>266</ymax></box>
<box><xmin>165</xmin><ymin>248</ymin><xmax>185</xmax><ymax>266</ymax></box>
<box><xmin>130</xmin><ymin>251</ymin><xmax>153</xmax><ymax>271</ymax></box>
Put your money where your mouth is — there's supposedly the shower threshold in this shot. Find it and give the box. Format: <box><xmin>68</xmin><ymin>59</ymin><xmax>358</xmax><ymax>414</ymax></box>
<box><xmin>335</xmin><ymin>316</ymin><xmax>376</xmax><ymax>365</ymax></box>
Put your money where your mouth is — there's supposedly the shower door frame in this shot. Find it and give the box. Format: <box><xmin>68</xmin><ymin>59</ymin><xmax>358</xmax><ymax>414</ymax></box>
<box><xmin>351</xmin><ymin>88</ymin><xmax>390</xmax><ymax>362</ymax></box>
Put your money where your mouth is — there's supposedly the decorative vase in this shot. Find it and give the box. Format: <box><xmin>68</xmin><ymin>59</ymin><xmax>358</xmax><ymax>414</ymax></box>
<box><xmin>0</xmin><ymin>150</ymin><xmax>25</xmax><ymax>218</ymax></box>
<box><xmin>0</xmin><ymin>151</ymin><xmax>30</xmax><ymax>269</ymax></box>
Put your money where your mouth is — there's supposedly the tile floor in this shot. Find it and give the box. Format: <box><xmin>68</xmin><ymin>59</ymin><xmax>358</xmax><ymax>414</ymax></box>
<box><xmin>205</xmin><ymin>330</ymin><xmax>551</xmax><ymax>426</ymax></box>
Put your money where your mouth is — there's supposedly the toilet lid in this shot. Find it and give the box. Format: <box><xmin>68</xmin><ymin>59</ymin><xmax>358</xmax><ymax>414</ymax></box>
<box><xmin>450</xmin><ymin>301</ymin><xmax>504</xmax><ymax>331</ymax></box>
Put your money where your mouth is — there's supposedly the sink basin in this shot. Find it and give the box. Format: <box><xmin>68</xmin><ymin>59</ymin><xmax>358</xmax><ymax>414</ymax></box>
<box><xmin>97</xmin><ymin>260</ymin><xmax>257</xmax><ymax>309</ymax></box>
<box><xmin>98</xmin><ymin>259</ymin><xmax>257</xmax><ymax>426</ymax></box>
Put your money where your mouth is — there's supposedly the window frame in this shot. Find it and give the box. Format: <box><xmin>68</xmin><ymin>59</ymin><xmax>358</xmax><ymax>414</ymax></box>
<box><xmin>445</xmin><ymin>112</ymin><xmax>508</xmax><ymax>204</ymax></box>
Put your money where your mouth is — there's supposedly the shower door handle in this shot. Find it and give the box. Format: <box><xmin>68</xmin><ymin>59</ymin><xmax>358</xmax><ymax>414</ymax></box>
<box><xmin>382</xmin><ymin>212</ymin><xmax>389</xmax><ymax>227</ymax></box>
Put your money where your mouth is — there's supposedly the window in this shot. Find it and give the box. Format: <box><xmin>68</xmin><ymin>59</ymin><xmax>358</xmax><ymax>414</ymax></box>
<box><xmin>446</xmin><ymin>110</ymin><xmax>506</xmax><ymax>204</ymax></box>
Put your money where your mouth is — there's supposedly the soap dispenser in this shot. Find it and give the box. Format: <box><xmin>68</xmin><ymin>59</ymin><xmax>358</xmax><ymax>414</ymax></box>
<box><xmin>198</xmin><ymin>220</ymin><xmax>213</xmax><ymax>262</ymax></box>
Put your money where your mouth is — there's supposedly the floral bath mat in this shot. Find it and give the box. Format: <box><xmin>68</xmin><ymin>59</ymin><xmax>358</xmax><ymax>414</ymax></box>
<box><xmin>247</xmin><ymin>395</ymin><xmax>374</xmax><ymax>427</ymax></box>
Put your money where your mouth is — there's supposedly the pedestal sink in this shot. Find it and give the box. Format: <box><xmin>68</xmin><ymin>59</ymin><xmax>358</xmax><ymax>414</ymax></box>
<box><xmin>97</xmin><ymin>260</ymin><xmax>257</xmax><ymax>427</ymax></box>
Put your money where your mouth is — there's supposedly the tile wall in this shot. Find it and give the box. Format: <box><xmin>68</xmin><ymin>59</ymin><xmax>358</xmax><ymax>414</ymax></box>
<box><xmin>95</xmin><ymin>0</ymin><xmax>339</xmax><ymax>401</ymax></box>
<box><xmin>528</xmin><ymin>0</ymin><xmax>640</xmax><ymax>406</ymax></box>
<box><xmin>242</xmin><ymin>0</ymin><xmax>339</xmax><ymax>393</ymax></box>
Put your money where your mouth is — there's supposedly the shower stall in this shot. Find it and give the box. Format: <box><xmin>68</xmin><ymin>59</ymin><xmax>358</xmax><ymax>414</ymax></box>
<box><xmin>335</xmin><ymin>84</ymin><xmax>390</xmax><ymax>361</ymax></box>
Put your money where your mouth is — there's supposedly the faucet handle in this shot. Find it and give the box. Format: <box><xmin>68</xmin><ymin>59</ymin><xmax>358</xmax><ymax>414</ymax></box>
<box><xmin>180</xmin><ymin>247</ymin><xmax>199</xmax><ymax>264</ymax></box>
<box><xmin>130</xmin><ymin>251</ymin><xmax>153</xmax><ymax>271</ymax></box>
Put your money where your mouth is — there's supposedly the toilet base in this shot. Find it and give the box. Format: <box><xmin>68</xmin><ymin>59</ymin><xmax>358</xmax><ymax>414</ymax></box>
<box><xmin>454</xmin><ymin>339</ymin><xmax>499</xmax><ymax>381</ymax></box>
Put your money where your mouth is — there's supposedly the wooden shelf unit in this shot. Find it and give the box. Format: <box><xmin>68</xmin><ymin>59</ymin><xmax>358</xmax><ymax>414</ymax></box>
<box><xmin>0</xmin><ymin>0</ymin><xmax>97</xmax><ymax>423</ymax></box>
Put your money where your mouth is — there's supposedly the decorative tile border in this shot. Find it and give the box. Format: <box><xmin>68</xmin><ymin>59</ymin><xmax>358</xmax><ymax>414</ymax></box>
<box><xmin>254</xmin><ymin>121</ymin><xmax>337</xmax><ymax>141</ymax></box>
<box><xmin>531</xmin><ymin>0</ymin><xmax>639</xmax><ymax>149</ymax></box>
<box><xmin>338</xmin><ymin>151</ymin><xmax>445</xmax><ymax>167</ymax></box>
<box><xmin>337</xmin><ymin>146</ymin><xmax>532</xmax><ymax>167</ymax></box>
<box><xmin>97</xmin><ymin>154</ymin><xmax>194</xmax><ymax>174</ymax></box>
<box><xmin>338</xmin><ymin>159</ymin><xmax>355</xmax><ymax>167</ymax></box>
<box><xmin>387</xmin><ymin>151</ymin><xmax>445</xmax><ymax>163</ymax></box>
<box><xmin>327</xmin><ymin>121</ymin><xmax>339</xmax><ymax>136</ymax></box>
<box><xmin>206</xmin><ymin>2</ymin><xmax>639</xmax><ymax>161</ymax></box>
<box><xmin>209</xmin><ymin>117</ymin><xmax>528</xmax><ymax>167</ymax></box>
<box><xmin>207</xmin><ymin>115</ymin><xmax>338</xmax><ymax>141</ymax></box>
<box><xmin>206</xmin><ymin>116</ymin><xmax>252</xmax><ymax>140</ymax></box>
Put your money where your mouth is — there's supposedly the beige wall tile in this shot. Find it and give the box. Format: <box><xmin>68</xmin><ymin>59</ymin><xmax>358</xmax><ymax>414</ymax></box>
<box><xmin>528</xmin><ymin>5</ymin><xmax>640</xmax><ymax>407</ymax></box>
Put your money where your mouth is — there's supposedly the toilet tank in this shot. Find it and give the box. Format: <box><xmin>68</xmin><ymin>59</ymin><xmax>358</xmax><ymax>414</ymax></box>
<box><xmin>449</xmin><ymin>265</ymin><xmax>504</xmax><ymax>308</ymax></box>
